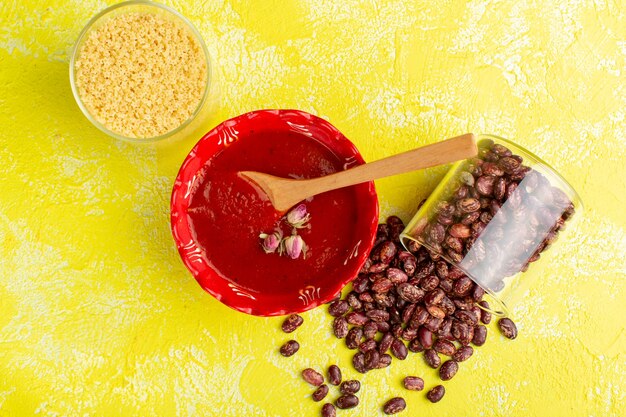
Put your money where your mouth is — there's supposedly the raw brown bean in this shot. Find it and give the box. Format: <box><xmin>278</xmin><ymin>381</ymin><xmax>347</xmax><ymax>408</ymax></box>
<box><xmin>491</xmin><ymin>143</ymin><xmax>512</xmax><ymax>156</ymax></box>
<box><xmin>397</xmin><ymin>283</ymin><xmax>425</xmax><ymax>303</ymax></box>
<box><xmin>378</xmin><ymin>332</ymin><xmax>394</xmax><ymax>354</ymax></box>
<box><xmin>389</xmin><ymin>308</ymin><xmax>402</xmax><ymax>324</ymax></box>
<box><xmin>328</xmin><ymin>365</ymin><xmax>342</xmax><ymax>386</ymax></box>
<box><xmin>279</xmin><ymin>340</ymin><xmax>299</xmax><ymax>357</ymax></box>
<box><xmin>313</xmin><ymin>384</ymin><xmax>329</xmax><ymax>402</ymax></box>
<box><xmin>411</xmin><ymin>305</ymin><xmax>430</xmax><ymax>328</ymax></box>
<box><xmin>424</xmin><ymin>349</ymin><xmax>441</xmax><ymax>369</ymax></box>
<box><xmin>483</xmin><ymin>150</ymin><xmax>500</xmax><ymax>162</ymax></box>
<box><xmin>391</xmin><ymin>323</ymin><xmax>403</xmax><ymax>338</ymax></box>
<box><xmin>482</xmin><ymin>161</ymin><xmax>504</xmax><ymax>176</ymax></box>
<box><xmin>437</xmin><ymin>201</ymin><xmax>456</xmax><ymax>217</ymax></box>
<box><xmin>439</xmin><ymin>360</ymin><xmax>459</xmax><ymax>381</ymax></box>
<box><xmin>427</xmin><ymin>385</ymin><xmax>445</xmax><ymax>403</ymax></box>
<box><xmin>363</xmin><ymin>321</ymin><xmax>378</xmax><ymax>340</ymax></box>
<box><xmin>371</xmin><ymin>277</ymin><xmax>393</xmax><ymax>293</ymax></box>
<box><xmin>476</xmin><ymin>175</ymin><xmax>496</xmax><ymax>196</ymax></box>
<box><xmin>437</xmin><ymin>214</ymin><xmax>454</xmax><ymax>225</ymax></box>
<box><xmin>424</xmin><ymin>288</ymin><xmax>445</xmax><ymax>306</ymax></box>
<box><xmin>377</xmin><ymin>321</ymin><xmax>391</xmax><ymax>333</ymax></box>
<box><xmin>478</xmin><ymin>301</ymin><xmax>492</xmax><ymax>324</ymax></box>
<box><xmin>359</xmin><ymin>292</ymin><xmax>374</xmax><ymax>303</ymax></box>
<box><xmin>353</xmin><ymin>352</ymin><xmax>367</xmax><ymax>373</ymax></box>
<box><xmin>424</xmin><ymin>316</ymin><xmax>443</xmax><ymax>332</ymax></box>
<box><xmin>346</xmin><ymin>327</ymin><xmax>363</xmax><ymax>349</ymax></box>
<box><xmin>401</xmin><ymin>327</ymin><xmax>418</xmax><ymax>342</ymax></box>
<box><xmin>499</xmin><ymin>156</ymin><xmax>521</xmax><ymax>173</ymax></box>
<box><xmin>403</xmin><ymin>376</ymin><xmax>424</xmax><ymax>391</ymax></box>
<box><xmin>387</xmin><ymin>268</ymin><xmax>409</xmax><ymax>284</ymax></box>
<box><xmin>428</xmin><ymin>223</ymin><xmax>446</xmax><ymax>243</ymax></box>
<box><xmin>451</xmin><ymin>321</ymin><xmax>471</xmax><ymax>345</ymax></box>
<box><xmin>383</xmin><ymin>397</ymin><xmax>407</xmax><ymax>414</ymax></box>
<box><xmin>454</xmin><ymin>185</ymin><xmax>469</xmax><ymax>199</ymax></box>
<box><xmin>439</xmin><ymin>297</ymin><xmax>456</xmax><ymax>316</ymax></box>
<box><xmin>352</xmin><ymin>275</ymin><xmax>370</xmax><ymax>293</ymax></box>
<box><xmin>359</xmin><ymin>339</ymin><xmax>377</xmax><ymax>353</ymax></box>
<box><xmin>407</xmin><ymin>240</ymin><xmax>421</xmax><ymax>253</ymax></box>
<box><xmin>377</xmin><ymin>353</ymin><xmax>392</xmax><ymax>368</ymax></box>
<box><xmin>364</xmin><ymin>349</ymin><xmax>380</xmax><ymax>370</ymax></box>
<box><xmin>347</xmin><ymin>292</ymin><xmax>362</xmax><ymax>310</ymax></box>
<box><xmin>379</xmin><ymin>241</ymin><xmax>398</xmax><ymax>264</ymax></box>
<box><xmin>408</xmin><ymin>338</ymin><xmax>424</xmax><ymax>353</ymax></box>
<box><xmin>387</xmin><ymin>215</ymin><xmax>404</xmax><ymax>227</ymax></box>
<box><xmin>461</xmin><ymin>211</ymin><xmax>480</xmax><ymax>225</ymax></box>
<box><xmin>479</xmin><ymin>211</ymin><xmax>493</xmax><ymax>223</ymax></box>
<box><xmin>282</xmin><ymin>314</ymin><xmax>303</xmax><ymax>333</ymax></box>
<box><xmin>436</xmin><ymin>317</ymin><xmax>454</xmax><ymax>340</ymax></box>
<box><xmin>494</xmin><ymin>177</ymin><xmax>507</xmax><ymax>200</ymax></box>
<box><xmin>447</xmin><ymin>249</ymin><xmax>463</xmax><ymax>263</ymax></box>
<box><xmin>415</xmin><ymin>261</ymin><xmax>435</xmax><ymax>279</ymax></box>
<box><xmin>438</xmin><ymin>278</ymin><xmax>454</xmax><ymax>293</ymax></box>
<box><xmin>455</xmin><ymin>310</ymin><xmax>478</xmax><ymax>326</ymax></box>
<box><xmin>367</xmin><ymin>309</ymin><xmax>390</xmax><ymax>322</ymax></box>
<box><xmin>345</xmin><ymin>312</ymin><xmax>368</xmax><ymax>326</ymax></box>
<box><xmin>457</xmin><ymin>198</ymin><xmax>481</xmax><ymax>213</ymax></box>
<box><xmin>340</xmin><ymin>380</ymin><xmax>361</xmax><ymax>394</ymax></box>
<box><xmin>471</xmin><ymin>284</ymin><xmax>485</xmax><ymax>301</ymax></box>
<box><xmin>402</xmin><ymin>257</ymin><xmax>417</xmax><ymax>276</ymax></box>
<box><xmin>433</xmin><ymin>339</ymin><xmax>457</xmax><ymax>356</ymax></box>
<box><xmin>453</xmin><ymin>345</ymin><xmax>474</xmax><ymax>362</ymax></box>
<box><xmin>328</xmin><ymin>300</ymin><xmax>349</xmax><ymax>317</ymax></box>
<box><xmin>401</xmin><ymin>303</ymin><xmax>417</xmax><ymax>323</ymax></box>
<box><xmin>498</xmin><ymin>318</ymin><xmax>518</xmax><ymax>339</ymax></box>
<box><xmin>427</xmin><ymin>305</ymin><xmax>446</xmax><ymax>319</ymax></box>
<box><xmin>333</xmin><ymin>316</ymin><xmax>349</xmax><ymax>338</ymax></box>
<box><xmin>374</xmin><ymin>293</ymin><xmax>393</xmax><ymax>308</ymax></box>
<box><xmin>321</xmin><ymin>403</ymin><xmax>336</xmax><ymax>417</ymax></box>
<box><xmin>390</xmin><ymin>338</ymin><xmax>408</xmax><ymax>360</ymax></box>
<box><xmin>472</xmin><ymin>325</ymin><xmax>487</xmax><ymax>346</ymax></box>
<box><xmin>435</xmin><ymin>261</ymin><xmax>449</xmax><ymax>279</ymax></box>
<box><xmin>449</xmin><ymin>223</ymin><xmax>471</xmax><ymax>239</ymax></box>
<box><xmin>302</xmin><ymin>368</ymin><xmax>324</xmax><ymax>386</ymax></box>
<box><xmin>417</xmin><ymin>326</ymin><xmax>434</xmax><ymax>349</ymax></box>
<box><xmin>420</xmin><ymin>275</ymin><xmax>439</xmax><ymax>291</ymax></box>
<box><xmin>335</xmin><ymin>394</ymin><xmax>359</xmax><ymax>409</ymax></box>
<box><xmin>453</xmin><ymin>277</ymin><xmax>473</xmax><ymax>296</ymax></box>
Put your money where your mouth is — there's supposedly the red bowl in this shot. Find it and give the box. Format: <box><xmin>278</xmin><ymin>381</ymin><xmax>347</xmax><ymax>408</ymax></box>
<box><xmin>170</xmin><ymin>110</ymin><xmax>379</xmax><ymax>316</ymax></box>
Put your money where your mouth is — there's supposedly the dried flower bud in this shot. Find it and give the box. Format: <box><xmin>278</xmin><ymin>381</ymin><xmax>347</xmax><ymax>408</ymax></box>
<box><xmin>287</xmin><ymin>204</ymin><xmax>311</xmax><ymax>228</ymax></box>
<box><xmin>259</xmin><ymin>231</ymin><xmax>281</xmax><ymax>253</ymax></box>
<box><xmin>284</xmin><ymin>234</ymin><xmax>306</xmax><ymax>259</ymax></box>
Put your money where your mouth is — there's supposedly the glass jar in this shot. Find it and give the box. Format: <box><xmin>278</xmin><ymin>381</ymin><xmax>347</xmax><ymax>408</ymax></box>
<box><xmin>400</xmin><ymin>135</ymin><xmax>583</xmax><ymax>316</ymax></box>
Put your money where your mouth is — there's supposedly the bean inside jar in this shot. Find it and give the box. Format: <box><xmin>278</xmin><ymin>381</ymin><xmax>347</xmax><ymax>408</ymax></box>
<box><xmin>402</xmin><ymin>138</ymin><xmax>577</xmax><ymax>301</ymax></box>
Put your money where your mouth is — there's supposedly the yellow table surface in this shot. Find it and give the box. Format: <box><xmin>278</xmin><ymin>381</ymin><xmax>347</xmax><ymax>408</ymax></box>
<box><xmin>1</xmin><ymin>1</ymin><xmax>625</xmax><ymax>416</ymax></box>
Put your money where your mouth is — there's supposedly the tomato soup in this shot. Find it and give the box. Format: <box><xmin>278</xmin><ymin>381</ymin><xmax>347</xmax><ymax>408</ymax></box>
<box><xmin>186</xmin><ymin>130</ymin><xmax>363</xmax><ymax>295</ymax></box>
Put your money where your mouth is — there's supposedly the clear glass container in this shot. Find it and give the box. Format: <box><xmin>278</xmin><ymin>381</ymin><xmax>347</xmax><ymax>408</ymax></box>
<box><xmin>400</xmin><ymin>135</ymin><xmax>583</xmax><ymax>316</ymax></box>
<box><xmin>69</xmin><ymin>0</ymin><xmax>211</xmax><ymax>143</ymax></box>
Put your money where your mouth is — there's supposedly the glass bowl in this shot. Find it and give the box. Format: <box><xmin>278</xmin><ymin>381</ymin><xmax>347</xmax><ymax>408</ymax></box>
<box><xmin>401</xmin><ymin>135</ymin><xmax>583</xmax><ymax>316</ymax></box>
<box><xmin>170</xmin><ymin>110</ymin><xmax>379</xmax><ymax>316</ymax></box>
<box><xmin>69</xmin><ymin>0</ymin><xmax>211</xmax><ymax>143</ymax></box>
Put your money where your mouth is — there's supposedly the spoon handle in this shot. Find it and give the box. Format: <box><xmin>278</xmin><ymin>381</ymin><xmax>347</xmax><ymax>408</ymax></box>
<box><xmin>303</xmin><ymin>133</ymin><xmax>477</xmax><ymax>196</ymax></box>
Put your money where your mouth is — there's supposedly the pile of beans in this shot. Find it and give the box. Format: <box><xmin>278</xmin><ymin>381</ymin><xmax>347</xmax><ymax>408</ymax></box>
<box><xmin>279</xmin><ymin>214</ymin><xmax>521</xmax><ymax>415</ymax></box>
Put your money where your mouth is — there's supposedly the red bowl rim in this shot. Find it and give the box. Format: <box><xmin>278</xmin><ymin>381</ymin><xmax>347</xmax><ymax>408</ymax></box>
<box><xmin>170</xmin><ymin>109</ymin><xmax>379</xmax><ymax>316</ymax></box>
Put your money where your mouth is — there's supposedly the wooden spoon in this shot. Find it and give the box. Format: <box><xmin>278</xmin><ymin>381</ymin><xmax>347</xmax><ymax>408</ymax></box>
<box><xmin>241</xmin><ymin>133</ymin><xmax>477</xmax><ymax>212</ymax></box>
